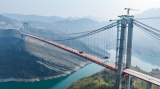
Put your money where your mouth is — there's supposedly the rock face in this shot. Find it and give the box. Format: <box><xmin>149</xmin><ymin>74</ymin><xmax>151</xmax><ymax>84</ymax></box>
<box><xmin>0</xmin><ymin>29</ymin><xmax>89</xmax><ymax>82</ymax></box>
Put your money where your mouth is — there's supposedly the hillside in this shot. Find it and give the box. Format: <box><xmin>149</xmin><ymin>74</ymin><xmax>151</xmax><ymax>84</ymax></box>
<box><xmin>150</xmin><ymin>69</ymin><xmax>160</xmax><ymax>79</ymax></box>
<box><xmin>0</xmin><ymin>29</ymin><xmax>90</xmax><ymax>82</ymax></box>
<box><xmin>67</xmin><ymin>68</ymin><xmax>160</xmax><ymax>89</ymax></box>
<box><xmin>132</xmin><ymin>8</ymin><xmax>160</xmax><ymax>56</ymax></box>
<box><xmin>0</xmin><ymin>15</ymin><xmax>19</xmax><ymax>29</ymax></box>
<box><xmin>2</xmin><ymin>14</ymin><xmax>107</xmax><ymax>33</ymax></box>
<box><xmin>19</xmin><ymin>25</ymin><xmax>108</xmax><ymax>58</ymax></box>
<box><xmin>2</xmin><ymin>13</ymin><xmax>160</xmax><ymax>57</ymax></box>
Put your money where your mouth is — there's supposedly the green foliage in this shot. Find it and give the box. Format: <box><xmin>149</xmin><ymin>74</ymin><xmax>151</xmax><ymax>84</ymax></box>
<box><xmin>67</xmin><ymin>69</ymin><xmax>160</xmax><ymax>89</ymax></box>
<box><xmin>67</xmin><ymin>69</ymin><xmax>115</xmax><ymax>89</ymax></box>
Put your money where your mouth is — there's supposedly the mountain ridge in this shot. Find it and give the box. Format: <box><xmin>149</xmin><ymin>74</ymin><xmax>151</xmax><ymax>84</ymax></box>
<box><xmin>2</xmin><ymin>13</ymin><xmax>64</xmax><ymax>23</ymax></box>
<box><xmin>0</xmin><ymin>29</ymin><xmax>89</xmax><ymax>82</ymax></box>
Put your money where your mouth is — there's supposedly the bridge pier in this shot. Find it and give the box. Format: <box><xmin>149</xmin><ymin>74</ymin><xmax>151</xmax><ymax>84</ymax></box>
<box><xmin>125</xmin><ymin>76</ymin><xmax>131</xmax><ymax>89</ymax></box>
<box><xmin>147</xmin><ymin>82</ymin><xmax>152</xmax><ymax>89</ymax></box>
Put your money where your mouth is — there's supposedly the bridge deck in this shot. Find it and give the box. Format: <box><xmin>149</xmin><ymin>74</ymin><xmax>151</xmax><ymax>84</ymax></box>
<box><xmin>124</xmin><ymin>69</ymin><xmax>160</xmax><ymax>87</ymax></box>
<box><xmin>25</xmin><ymin>34</ymin><xmax>160</xmax><ymax>87</ymax></box>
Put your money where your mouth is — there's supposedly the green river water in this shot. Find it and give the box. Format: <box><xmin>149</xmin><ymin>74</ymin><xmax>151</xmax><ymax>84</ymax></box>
<box><xmin>0</xmin><ymin>51</ymin><xmax>160</xmax><ymax>89</ymax></box>
<box><xmin>0</xmin><ymin>63</ymin><xmax>104</xmax><ymax>89</ymax></box>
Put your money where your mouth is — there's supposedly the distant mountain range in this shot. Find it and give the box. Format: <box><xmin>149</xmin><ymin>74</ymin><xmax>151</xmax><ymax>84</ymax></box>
<box><xmin>1</xmin><ymin>13</ymin><xmax>107</xmax><ymax>33</ymax></box>
<box><xmin>0</xmin><ymin>15</ymin><xmax>20</xmax><ymax>29</ymax></box>
<box><xmin>0</xmin><ymin>15</ymin><xmax>16</xmax><ymax>23</ymax></box>
<box><xmin>1</xmin><ymin>12</ymin><xmax>160</xmax><ymax>57</ymax></box>
<box><xmin>133</xmin><ymin>8</ymin><xmax>160</xmax><ymax>57</ymax></box>
<box><xmin>0</xmin><ymin>13</ymin><xmax>109</xmax><ymax>56</ymax></box>
<box><xmin>135</xmin><ymin>8</ymin><xmax>160</xmax><ymax>18</ymax></box>
<box><xmin>2</xmin><ymin>13</ymin><xmax>64</xmax><ymax>23</ymax></box>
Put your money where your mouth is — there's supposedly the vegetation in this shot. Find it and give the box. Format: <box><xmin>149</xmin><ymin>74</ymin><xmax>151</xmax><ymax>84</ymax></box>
<box><xmin>67</xmin><ymin>69</ymin><xmax>115</xmax><ymax>89</ymax></box>
<box><xmin>67</xmin><ymin>68</ymin><xmax>160</xmax><ymax>89</ymax></box>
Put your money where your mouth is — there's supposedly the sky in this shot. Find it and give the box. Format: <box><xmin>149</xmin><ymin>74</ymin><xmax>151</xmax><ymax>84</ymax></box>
<box><xmin>1</xmin><ymin>0</ymin><xmax>160</xmax><ymax>20</ymax></box>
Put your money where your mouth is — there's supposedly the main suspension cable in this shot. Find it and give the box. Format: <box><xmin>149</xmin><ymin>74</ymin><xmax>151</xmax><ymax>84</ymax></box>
<box><xmin>134</xmin><ymin>20</ymin><xmax>160</xmax><ymax>33</ymax></box>
<box><xmin>53</xmin><ymin>22</ymin><xmax>117</xmax><ymax>41</ymax></box>
<box><xmin>134</xmin><ymin>22</ymin><xmax>160</xmax><ymax>42</ymax></box>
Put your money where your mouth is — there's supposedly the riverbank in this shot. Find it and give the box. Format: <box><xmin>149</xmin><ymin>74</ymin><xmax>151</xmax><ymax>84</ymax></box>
<box><xmin>0</xmin><ymin>63</ymin><xmax>104</xmax><ymax>89</ymax></box>
<box><xmin>1</xmin><ymin>51</ymin><xmax>160</xmax><ymax>89</ymax></box>
<box><xmin>0</xmin><ymin>62</ymin><xmax>89</xmax><ymax>83</ymax></box>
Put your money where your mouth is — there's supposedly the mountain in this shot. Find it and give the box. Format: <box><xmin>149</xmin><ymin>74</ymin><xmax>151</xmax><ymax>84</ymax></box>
<box><xmin>19</xmin><ymin>26</ymin><xmax>108</xmax><ymax>58</ymax></box>
<box><xmin>131</xmin><ymin>8</ymin><xmax>160</xmax><ymax>57</ymax></box>
<box><xmin>52</xmin><ymin>18</ymin><xmax>102</xmax><ymax>33</ymax></box>
<box><xmin>83</xmin><ymin>16</ymin><xmax>107</xmax><ymax>22</ymax></box>
<box><xmin>134</xmin><ymin>8</ymin><xmax>160</xmax><ymax>29</ymax></box>
<box><xmin>135</xmin><ymin>8</ymin><xmax>160</xmax><ymax>18</ymax></box>
<box><xmin>2</xmin><ymin>13</ymin><xmax>108</xmax><ymax>32</ymax></box>
<box><xmin>2</xmin><ymin>13</ymin><xmax>64</xmax><ymax>23</ymax></box>
<box><xmin>21</xmin><ymin>17</ymin><xmax>108</xmax><ymax>34</ymax></box>
<box><xmin>10</xmin><ymin>14</ymin><xmax>110</xmax><ymax>58</ymax></box>
<box><xmin>67</xmin><ymin>67</ymin><xmax>160</xmax><ymax>89</ymax></box>
<box><xmin>0</xmin><ymin>29</ymin><xmax>89</xmax><ymax>82</ymax></box>
<box><xmin>0</xmin><ymin>15</ymin><xmax>15</xmax><ymax>23</ymax></box>
<box><xmin>3</xmin><ymin>12</ymin><xmax>160</xmax><ymax>57</ymax></box>
<box><xmin>0</xmin><ymin>15</ymin><xmax>19</xmax><ymax>29</ymax></box>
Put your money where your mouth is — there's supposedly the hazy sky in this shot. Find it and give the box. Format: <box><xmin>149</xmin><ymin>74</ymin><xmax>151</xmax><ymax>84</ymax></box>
<box><xmin>1</xmin><ymin>0</ymin><xmax>160</xmax><ymax>19</ymax></box>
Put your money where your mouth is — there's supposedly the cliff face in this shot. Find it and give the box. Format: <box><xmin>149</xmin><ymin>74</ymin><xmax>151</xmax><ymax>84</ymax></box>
<box><xmin>0</xmin><ymin>29</ymin><xmax>89</xmax><ymax>82</ymax></box>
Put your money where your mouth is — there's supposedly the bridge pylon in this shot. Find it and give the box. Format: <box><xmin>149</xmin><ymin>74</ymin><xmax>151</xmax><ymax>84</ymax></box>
<box><xmin>115</xmin><ymin>15</ymin><xmax>127</xmax><ymax>89</ymax></box>
<box><xmin>21</xmin><ymin>21</ymin><xmax>30</xmax><ymax>34</ymax></box>
<box><xmin>115</xmin><ymin>15</ymin><xmax>134</xmax><ymax>89</ymax></box>
<box><xmin>125</xmin><ymin>16</ymin><xmax>134</xmax><ymax>89</ymax></box>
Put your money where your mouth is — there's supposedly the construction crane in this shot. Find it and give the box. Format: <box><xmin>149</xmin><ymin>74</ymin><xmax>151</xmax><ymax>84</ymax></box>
<box><xmin>124</xmin><ymin>8</ymin><xmax>139</xmax><ymax>17</ymax></box>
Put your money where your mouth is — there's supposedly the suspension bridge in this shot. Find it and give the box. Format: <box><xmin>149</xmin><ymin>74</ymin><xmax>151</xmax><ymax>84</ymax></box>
<box><xmin>19</xmin><ymin>14</ymin><xmax>160</xmax><ymax>89</ymax></box>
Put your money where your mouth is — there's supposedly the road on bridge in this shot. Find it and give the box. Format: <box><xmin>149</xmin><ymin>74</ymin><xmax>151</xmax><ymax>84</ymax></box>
<box><xmin>25</xmin><ymin>33</ymin><xmax>160</xmax><ymax>87</ymax></box>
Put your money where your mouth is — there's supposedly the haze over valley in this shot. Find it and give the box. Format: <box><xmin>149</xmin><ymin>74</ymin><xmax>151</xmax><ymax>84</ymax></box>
<box><xmin>1</xmin><ymin>0</ymin><xmax>160</xmax><ymax>88</ymax></box>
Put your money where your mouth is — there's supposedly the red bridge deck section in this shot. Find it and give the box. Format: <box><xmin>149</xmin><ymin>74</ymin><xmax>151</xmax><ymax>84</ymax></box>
<box><xmin>25</xmin><ymin>34</ymin><xmax>160</xmax><ymax>87</ymax></box>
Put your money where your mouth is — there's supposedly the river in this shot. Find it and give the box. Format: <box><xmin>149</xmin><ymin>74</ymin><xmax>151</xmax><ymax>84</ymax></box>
<box><xmin>108</xmin><ymin>50</ymin><xmax>160</xmax><ymax>72</ymax></box>
<box><xmin>0</xmin><ymin>50</ymin><xmax>160</xmax><ymax>89</ymax></box>
<box><xmin>0</xmin><ymin>63</ymin><xmax>104</xmax><ymax>89</ymax></box>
